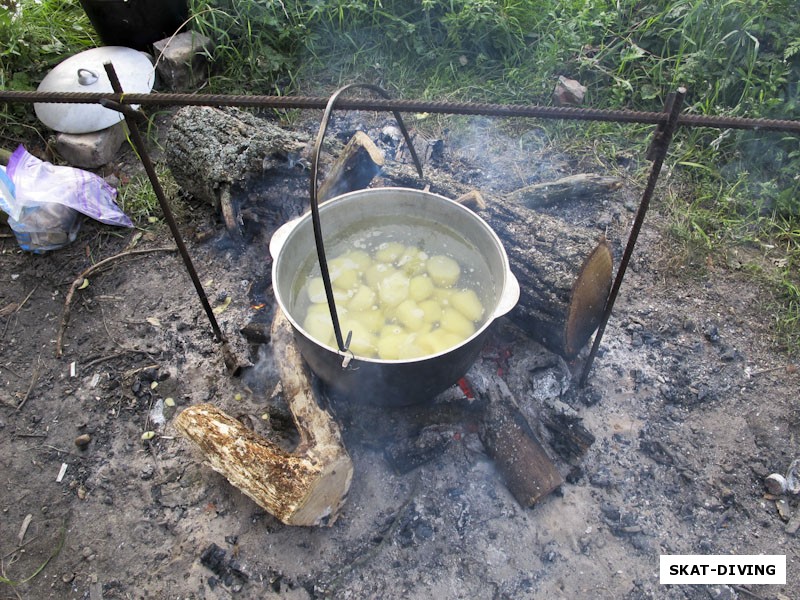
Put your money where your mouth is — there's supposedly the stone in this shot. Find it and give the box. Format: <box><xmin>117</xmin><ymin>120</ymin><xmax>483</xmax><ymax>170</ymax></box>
<box><xmin>55</xmin><ymin>123</ymin><xmax>126</xmax><ymax>168</ymax></box>
<box><xmin>152</xmin><ymin>31</ymin><xmax>214</xmax><ymax>91</ymax></box>
<box><xmin>552</xmin><ymin>76</ymin><xmax>587</xmax><ymax>106</ymax></box>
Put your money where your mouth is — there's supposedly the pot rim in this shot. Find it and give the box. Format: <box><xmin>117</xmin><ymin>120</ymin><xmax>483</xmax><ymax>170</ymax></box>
<box><xmin>270</xmin><ymin>187</ymin><xmax>519</xmax><ymax>364</ymax></box>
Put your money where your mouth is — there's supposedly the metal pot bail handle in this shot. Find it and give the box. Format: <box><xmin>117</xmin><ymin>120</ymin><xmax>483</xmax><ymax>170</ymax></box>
<box><xmin>309</xmin><ymin>83</ymin><xmax>424</xmax><ymax>355</ymax></box>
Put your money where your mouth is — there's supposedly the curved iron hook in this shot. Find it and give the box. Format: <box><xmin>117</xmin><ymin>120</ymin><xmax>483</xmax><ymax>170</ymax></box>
<box><xmin>309</xmin><ymin>83</ymin><xmax>424</xmax><ymax>354</ymax></box>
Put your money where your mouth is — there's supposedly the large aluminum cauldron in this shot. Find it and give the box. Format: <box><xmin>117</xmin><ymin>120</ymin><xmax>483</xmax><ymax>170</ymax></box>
<box><xmin>270</xmin><ymin>188</ymin><xmax>519</xmax><ymax>406</ymax></box>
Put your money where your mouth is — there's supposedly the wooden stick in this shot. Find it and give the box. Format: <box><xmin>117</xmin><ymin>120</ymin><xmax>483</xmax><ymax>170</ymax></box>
<box><xmin>175</xmin><ymin>311</ymin><xmax>353</xmax><ymax>526</ymax></box>
<box><xmin>55</xmin><ymin>247</ymin><xmax>176</xmax><ymax>358</ymax></box>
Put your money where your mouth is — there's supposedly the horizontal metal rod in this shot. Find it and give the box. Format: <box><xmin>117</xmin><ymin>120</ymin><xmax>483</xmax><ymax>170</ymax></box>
<box><xmin>2</xmin><ymin>90</ymin><xmax>799</xmax><ymax>133</ymax></box>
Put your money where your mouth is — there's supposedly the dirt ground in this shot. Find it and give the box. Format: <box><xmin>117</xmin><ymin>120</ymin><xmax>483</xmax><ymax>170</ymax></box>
<box><xmin>1</xmin><ymin>111</ymin><xmax>798</xmax><ymax>600</ymax></box>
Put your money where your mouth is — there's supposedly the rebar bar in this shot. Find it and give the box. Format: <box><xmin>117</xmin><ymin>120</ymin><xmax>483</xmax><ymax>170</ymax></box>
<box><xmin>101</xmin><ymin>63</ymin><xmax>226</xmax><ymax>348</ymax></box>
<box><xmin>579</xmin><ymin>88</ymin><xmax>687</xmax><ymax>388</ymax></box>
<box><xmin>2</xmin><ymin>89</ymin><xmax>799</xmax><ymax>133</ymax></box>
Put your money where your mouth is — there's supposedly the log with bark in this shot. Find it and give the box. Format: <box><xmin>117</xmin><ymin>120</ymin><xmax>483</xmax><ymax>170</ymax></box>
<box><xmin>472</xmin><ymin>375</ymin><xmax>564</xmax><ymax>506</ymax></box>
<box><xmin>506</xmin><ymin>173</ymin><xmax>622</xmax><ymax>210</ymax></box>
<box><xmin>165</xmin><ymin>106</ymin><xmax>308</xmax><ymax>210</ymax></box>
<box><xmin>479</xmin><ymin>202</ymin><xmax>613</xmax><ymax>359</ymax></box>
<box><xmin>174</xmin><ymin>311</ymin><xmax>353</xmax><ymax>526</ymax></box>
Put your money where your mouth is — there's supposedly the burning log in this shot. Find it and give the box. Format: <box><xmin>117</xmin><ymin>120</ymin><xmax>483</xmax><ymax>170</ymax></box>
<box><xmin>475</xmin><ymin>376</ymin><xmax>564</xmax><ymax>506</ymax></box>
<box><xmin>317</xmin><ymin>131</ymin><xmax>385</xmax><ymax>202</ymax></box>
<box><xmin>174</xmin><ymin>311</ymin><xmax>353</xmax><ymax>526</ymax></box>
<box><xmin>480</xmin><ymin>203</ymin><xmax>613</xmax><ymax>359</ymax></box>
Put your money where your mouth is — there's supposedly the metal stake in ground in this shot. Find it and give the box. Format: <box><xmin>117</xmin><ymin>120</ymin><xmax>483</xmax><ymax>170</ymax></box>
<box><xmin>579</xmin><ymin>87</ymin><xmax>686</xmax><ymax>387</ymax></box>
<box><xmin>101</xmin><ymin>62</ymin><xmax>243</xmax><ymax>375</ymax></box>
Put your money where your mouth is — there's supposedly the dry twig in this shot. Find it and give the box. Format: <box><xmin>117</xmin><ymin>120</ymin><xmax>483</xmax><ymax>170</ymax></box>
<box><xmin>55</xmin><ymin>247</ymin><xmax>176</xmax><ymax>358</ymax></box>
<box><xmin>16</xmin><ymin>355</ymin><xmax>42</xmax><ymax>411</ymax></box>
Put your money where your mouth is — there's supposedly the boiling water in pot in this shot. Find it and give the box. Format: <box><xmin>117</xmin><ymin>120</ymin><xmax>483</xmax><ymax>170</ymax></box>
<box><xmin>289</xmin><ymin>215</ymin><xmax>496</xmax><ymax>360</ymax></box>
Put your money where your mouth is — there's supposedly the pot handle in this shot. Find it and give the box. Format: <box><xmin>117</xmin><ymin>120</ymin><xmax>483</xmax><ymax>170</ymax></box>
<box><xmin>308</xmin><ymin>84</ymin><xmax>423</xmax><ymax>354</ymax></box>
<box><xmin>493</xmin><ymin>270</ymin><xmax>520</xmax><ymax>318</ymax></box>
<box><xmin>269</xmin><ymin>215</ymin><xmax>300</xmax><ymax>260</ymax></box>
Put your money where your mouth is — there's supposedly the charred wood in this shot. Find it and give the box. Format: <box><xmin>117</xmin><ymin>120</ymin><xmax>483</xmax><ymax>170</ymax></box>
<box><xmin>165</xmin><ymin>106</ymin><xmax>307</xmax><ymax>209</ymax></box>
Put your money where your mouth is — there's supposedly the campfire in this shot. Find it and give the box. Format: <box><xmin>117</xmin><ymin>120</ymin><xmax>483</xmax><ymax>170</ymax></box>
<box><xmin>160</xmin><ymin>99</ymin><xmax>628</xmax><ymax>527</ymax></box>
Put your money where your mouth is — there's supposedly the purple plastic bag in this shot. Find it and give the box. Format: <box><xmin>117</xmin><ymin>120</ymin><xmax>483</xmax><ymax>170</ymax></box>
<box><xmin>5</xmin><ymin>145</ymin><xmax>132</xmax><ymax>227</ymax></box>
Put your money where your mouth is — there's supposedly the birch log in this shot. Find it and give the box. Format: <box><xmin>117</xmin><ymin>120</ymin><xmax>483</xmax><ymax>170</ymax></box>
<box><xmin>174</xmin><ymin>311</ymin><xmax>353</xmax><ymax>526</ymax></box>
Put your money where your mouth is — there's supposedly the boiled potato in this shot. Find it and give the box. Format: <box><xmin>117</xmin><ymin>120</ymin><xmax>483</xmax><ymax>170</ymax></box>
<box><xmin>348</xmin><ymin>308</ymin><xmax>384</xmax><ymax>333</ymax></box>
<box><xmin>408</xmin><ymin>274</ymin><xmax>434</xmax><ymax>302</ymax></box>
<box><xmin>396</xmin><ymin>335</ymin><xmax>425</xmax><ymax>360</ymax></box>
<box><xmin>397</xmin><ymin>246</ymin><xmax>428</xmax><ymax>275</ymax></box>
<box><xmin>417</xmin><ymin>329</ymin><xmax>462</xmax><ymax>355</ymax></box>
<box><xmin>395</xmin><ymin>299</ymin><xmax>426</xmax><ymax>331</ymax></box>
<box><xmin>375</xmin><ymin>241</ymin><xmax>405</xmax><ymax>263</ymax></box>
<box><xmin>364</xmin><ymin>263</ymin><xmax>396</xmax><ymax>288</ymax></box>
<box><xmin>380</xmin><ymin>324</ymin><xmax>406</xmax><ymax>338</ymax></box>
<box><xmin>340</xmin><ymin>249</ymin><xmax>372</xmax><ymax>271</ymax></box>
<box><xmin>306</xmin><ymin>276</ymin><xmax>351</xmax><ymax>303</ymax></box>
<box><xmin>377</xmin><ymin>331</ymin><xmax>408</xmax><ymax>360</ymax></box>
<box><xmin>378</xmin><ymin>271</ymin><xmax>410</xmax><ymax>307</ymax></box>
<box><xmin>302</xmin><ymin>310</ymin><xmax>334</xmax><ymax>345</ymax></box>
<box><xmin>426</xmin><ymin>254</ymin><xmax>461</xmax><ymax>287</ymax></box>
<box><xmin>431</xmin><ymin>287</ymin><xmax>454</xmax><ymax>305</ymax></box>
<box><xmin>450</xmin><ymin>288</ymin><xmax>484</xmax><ymax>322</ymax></box>
<box><xmin>418</xmin><ymin>299</ymin><xmax>443</xmax><ymax>324</ymax></box>
<box><xmin>440</xmin><ymin>307</ymin><xmax>476</xmax><ymax>339</ymax></box>
<box><xmin>329</xmin><ymin>256</ymin><xmax>361</xmax><ymax>290</ymax></box>
<box><xmin>340</xmin><ymin>318</ymin><xmax>377</xmax><ymax>357</ymax></box>
<box><xmin>348</xmin><ymin>284</ymin><xmax>377</xmax><ymax>311</ymax></box>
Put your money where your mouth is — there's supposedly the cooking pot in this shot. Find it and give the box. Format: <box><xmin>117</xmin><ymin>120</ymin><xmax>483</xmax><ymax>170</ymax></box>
<box><xmin>270</xmin><ymin>187</ymin><xmax>519</xmax><ymax>406</ymax></box>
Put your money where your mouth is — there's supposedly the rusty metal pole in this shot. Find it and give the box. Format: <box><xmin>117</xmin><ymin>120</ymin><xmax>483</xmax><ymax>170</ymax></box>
<box><xmin>579</xmin><ymin>87</ymin><xmax>686</xmax><ymax>387</ymax></box>
<box><xmin>101</xmin><ymin>62</ymin><xmax>245</xmax><ymax>374</ymax></box>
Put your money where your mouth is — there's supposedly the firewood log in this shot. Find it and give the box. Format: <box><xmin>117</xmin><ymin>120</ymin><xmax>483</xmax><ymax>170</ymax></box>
<box><xmin>506</xmin><ymin>173</ymin><xmax>622</xmax><ymax>209</ymax></box>
<box><xmin>165</xmin><ymin>106</ymin><xmax>307</xmax><ymax>209</ymax></box>
<box><xmin>474</xmin><ymin>376</ymin><xmax>564</xmax><ymax>506</ymax></box>
<box><xmin>479</xmin><ymin>202</ymin><xmax>613</xmax><ymax>359</ymax></box>
<box><xmin>174</xmin><ymin>311</ymin><xmax>353</xmax><ymax>526</ymax></box>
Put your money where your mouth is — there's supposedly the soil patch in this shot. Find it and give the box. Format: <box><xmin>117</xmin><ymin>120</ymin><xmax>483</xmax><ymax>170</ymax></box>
<box><xmin>1</xmin><ymin>112</ymin><xmax>798</xmax><ymax>600</ymax></box>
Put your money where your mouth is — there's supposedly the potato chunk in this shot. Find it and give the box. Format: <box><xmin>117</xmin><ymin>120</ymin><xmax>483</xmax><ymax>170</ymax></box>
<box><xmin>348</xmin><ymin>284</ymin><xmax>377</xmax><ymax>312</ymax></box>
<box><xmin>450</xmin><ymin>289</ymin><xmax>484</xmax><ymax>322</ymax></box>
<box><xmin>440</xmin><ymin>307</ymin><xmax>475</xmax><ymax>338</ymax></box>
<box><xmin>375</xmin><ymin>241</ymin><xmax>406</xmax><ymax>263</ymax></box>
<box><xmin>395</xmin><ymin>299</ymin><xmax>426</xmax><ymax>331</ymax></box>
<box><xmin>408</xmin><ymin>274</ymin><xmax>435</xmax><ymax>302</ymax></box>
<box><xmin>340</xmin><ymin>318</ymin><xmax>377</xmax><ymax>357</ymax></box>
<box><xmin>426</xmin><ymin>255</ymin><xmax>461</xmax><ymax>287</ymax></box>
<box><xmin>378</xmin><ymin>271</ymin><xmax>410</xmax><ymax>307</ymax></box>
<box><xmin>397</xmin><ymin>246</ymin><xmax>428</xmax><ymax>275</ymax></box>
<box><xmin>302</xmin><ymin>310</ymin><xmax>334</xmax><ymax>345</ymax></box>
<box><xmin>364</xmin><ymin>263</ymin><xmax>396</xmax><ymax>288</ymax></box>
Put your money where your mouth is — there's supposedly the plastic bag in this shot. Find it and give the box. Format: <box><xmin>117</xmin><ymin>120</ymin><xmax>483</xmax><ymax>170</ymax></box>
<box><xmin>1</xmin><ymin>146</ymin><xmax>132</xmax><ymax>253</ymax></box>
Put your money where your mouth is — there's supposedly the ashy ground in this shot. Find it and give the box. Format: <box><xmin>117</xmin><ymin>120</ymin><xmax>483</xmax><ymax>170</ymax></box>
<box><xmin>1</xmin><ymin>113</ymin><xmax>798</xmax><ymax>600</ymax></box>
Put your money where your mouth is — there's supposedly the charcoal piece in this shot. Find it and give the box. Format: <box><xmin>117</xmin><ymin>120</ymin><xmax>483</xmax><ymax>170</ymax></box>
<box><xmin>384</xmin><ymin>425</ymin><xmax>454</xmax><ymax>474</ymax></box>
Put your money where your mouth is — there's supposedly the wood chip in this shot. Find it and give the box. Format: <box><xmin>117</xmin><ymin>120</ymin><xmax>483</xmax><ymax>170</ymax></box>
<box><xmin>17</xmin><ymin>513</ymin><xmax>32</xmax><ymax>545</ymax></box>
